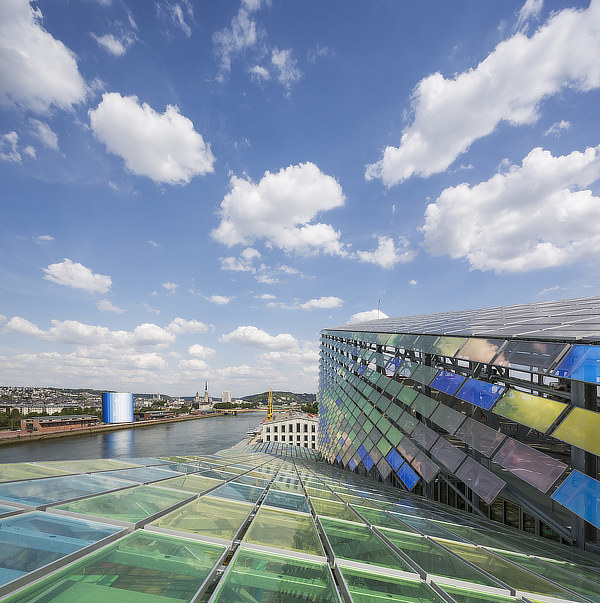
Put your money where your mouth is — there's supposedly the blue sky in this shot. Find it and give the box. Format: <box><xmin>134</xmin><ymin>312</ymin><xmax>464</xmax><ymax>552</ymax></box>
<box><xmin>1</xmin><ymin>0</ymin><xmax>599</xmax><ymax>397</ymax></box>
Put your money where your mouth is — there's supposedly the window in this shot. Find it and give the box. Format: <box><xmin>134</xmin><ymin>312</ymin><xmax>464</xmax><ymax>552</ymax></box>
<box><xmin>304</xmin><ymin>424</ymin><xmax>308</xmax><ymax>432</ymax></box>
<box><xmin>297</xmin><ymin>422</ymin><xmax>301</xmax><ymax>432</ymax></box>
<box><xmin>281</xmin><ymin>424</ymin><xmax>285</xmax><ymax>433</ymax></box>
<box><xmin>274</xmin><ymin>435</ymin><xmax>278</xmax><ymax>442</ymax></box>
<box><xmin>281</xmin><ymin>435</ymin><xmax>285</xmax><ymax>441</ymax></box>
<box><xmin>274</xmin><ymin>426</ymin><xmax>278</xmax><ymax>432</ymax></box>
<box><xmin>266</xmin><ymin>435</ymin><xmax>270</xmax><ymax>442</ymax></box>
<box><xmin>311</xmin><ymin>425</ymin><xmax>316</xmax><ymax>432</ymax></box>
<box><xmin>266</xmin><ymin>426</ymin><xmax>270</xmax><ymax>432</ymax></box>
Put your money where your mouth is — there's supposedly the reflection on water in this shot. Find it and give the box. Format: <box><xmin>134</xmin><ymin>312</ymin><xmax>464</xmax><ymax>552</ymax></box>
<box><xmin>0</xmin><ymin>413</ymin><xmax>265</xmax><ymax>463</ymax></box>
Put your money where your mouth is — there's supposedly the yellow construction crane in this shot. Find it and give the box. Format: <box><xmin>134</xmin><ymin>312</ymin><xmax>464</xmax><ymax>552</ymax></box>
<box><xmin>267</xmin><ymin>388</ymin><xmax>273</xmax><ymax>421</ymax></box>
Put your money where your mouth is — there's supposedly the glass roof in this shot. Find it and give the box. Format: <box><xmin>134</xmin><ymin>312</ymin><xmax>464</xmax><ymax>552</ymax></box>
<box><xmin>0</xmin><ymin>450</ymin><xmax>598</xmax><ymax>602</ymax></box>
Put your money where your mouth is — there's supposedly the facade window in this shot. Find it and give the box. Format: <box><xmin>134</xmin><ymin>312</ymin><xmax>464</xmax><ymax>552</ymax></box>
<box><xmin>274</xmin><ymin>426</ymin><xmax>278</xmax><ymax>432</ymax></box>
<box><xmin>266</xmin><ymin>435</ymin><xmax>270</xmax><ymax>442</ymax></box>
<box><xmin>266</xmin><ymin>426</ymin><xmax>270</xmax><ymax>432</ymax></box>
<box><xmin>311</xmin><ymin>425</ymin><xmax>316</xmax><ymax>432</ymax></box>
<box><xmin>311</xmin><ymin>443</ymin><xmax>316</xmax><ymax>449</ymax></box>
<box><xmin>274</xmin><ymin>435</ymin><xmax>278</xmax><ymax>442</ymax></box>
<box><xmin>304</xmin><ymin>435</ymin><xmax>308</xmax><ymax>441</ymax></box>
<box><xmin>297</xmin><ymin>422</ymin><xmax>301</xmax><ymax>432</ymax></box>
<box><xmin>304</xmin><ymin>424</ymin><xmax>308</xmax><ymax>432</ymax></box>
<box><xmin>312</xmin><ymin>434</ymin><xmax>316</xmax><ymax>440</ymax></box>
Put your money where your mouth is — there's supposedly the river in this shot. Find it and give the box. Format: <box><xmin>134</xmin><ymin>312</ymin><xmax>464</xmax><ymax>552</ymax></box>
<box><xmin>0</xmin><ymin>412</ymin><xmax>265</xmax><ymax>463</ymax></box>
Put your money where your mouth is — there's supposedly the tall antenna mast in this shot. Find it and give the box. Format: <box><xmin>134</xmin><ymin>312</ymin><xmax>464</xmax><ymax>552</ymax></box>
<box><xmin>378</xmin><ymin>299</ymin><xmax>381</xmax><ymax>319</ymax></box>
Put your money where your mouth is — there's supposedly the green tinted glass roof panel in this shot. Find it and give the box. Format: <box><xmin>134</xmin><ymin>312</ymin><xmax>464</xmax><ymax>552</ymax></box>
<box><xmin>263</xmin><ymin>489</ymin><xmax>310</xmax><ymax>513</ymax></box>
<box><xmin>0</xmin><ymin>463</ymin><xmax>72</xmax><ymax>483</ymax></box>
<box><xmin>211</xmin><ymin>548</ymin><xmax>337</xmax><ymax>602</ymax></box>
<box><xmin>340</xmin><ymin>566</ymin><xmax>445</xmax><ymax>603</ymax></box>
<box><xmin>320</xmin><ymin>517</ymin><xmax>411</xmax><ymax>572</ymax></box>
<box><xmin>55</xmin><ymin>484</ymin><xmax>192</xmax><ymax>523</ymax></box>
<box><xmin>244</xmin><ymin>507</ymin><xmax>324</xmax><ymax>556</ymax></box>
<box><xmin>3</xmin><ymin>530</ymin><xmax>226</xmax><ymax>603</ymax></box>
<box><xmin>158</xmin><ymin>474</ymin><xmax>223</xmax><ymax>493</ymax></box>
<box><xmin>150</xmin><ymin>495</ymin><xmax>253</xmax><ymax>541</ymax></box>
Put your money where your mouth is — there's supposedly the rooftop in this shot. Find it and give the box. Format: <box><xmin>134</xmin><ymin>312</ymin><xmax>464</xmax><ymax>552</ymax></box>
<box><xmin>0</xmin><ymin>447</ymin><xmax>599</xmax><ymax>602</ymax></box>
<box><xmin>329</xmin><ymin>296</ymin><xmax>600</xmax><ymax>342</ymax></box>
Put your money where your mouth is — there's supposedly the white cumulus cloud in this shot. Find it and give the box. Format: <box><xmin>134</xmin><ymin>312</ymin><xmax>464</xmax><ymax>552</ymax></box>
<box><xmin>356</xmin><ymin>236</ymin><xmax>416</xmax><ymax>269</ymax></box>
<box><xmin>347</xmin><ymin>309</ymin><xmax>389</xmax><ymax>324</ymax></box>
<box><xmin>0</xmin><ymin>132</ymin><xmax>21</xmax><ymax>162</ymax></box>
<box><xmin>162</xmin><ymin>282</ymin><xmax>178</xmax><ymax>294</ymax></box>
<box><xmin>220</xmin><ymin>325</ymin><xmax>298</xmax><ymax>351</ymax></box>
<box><xmin>96</xmin><ymin>299</ymin><xmax>125</xmax><ymax>313</ymax></box>
<box><xmin>299</xmin><ymin>296</ymin><xmax>343</xmax><ymax>310</ymax></box>
<box><xmin>423</xmin><ymin>145</ymin><xmax>600</xmax><ymax>272</ymax></box>
<box><xmin>43</xmin><ymin>258</ymin><xmax>112</xmax><ymax>294</ymax></box>
<box><xmin>366</xmin><ymin>1</ymin><xmax>600</xmax><ymax>186</ymax></box>
<box><xmin>212</xmin><ymin>162</ymin><xmax>346</xmax><ymax>256</ymax></box>
<box><xmin>249</xmin><ymin>65</ymin><xmax>270</xmax><ymax>81</ymax></box>
<box><xmin>167</xmin><ymin>317</ymin><xmax>209</xmax><ymax>334</ymax></box>
<box><xmin>89</xmin><ymin>92</ymin><xmax>215</xmax><ymax>185</ymax></box>
<box><xmin>188</xmin><ymin>344</ymin><xmax>216</xmax><ymax>359</ymax></box>
<box><xmin>92</xmin><ymin>33</ymin><xmax>129</xmax><ymax>56</ymax></box>
<box><xmin>0</xmin><ymin>0</ymin><xmax>86</xmax><ymax>113</ymax></box>
<box><xmin>205</xmin><ymin>295</ymin><xmax>233</xmax><ymax>305</ymax></box>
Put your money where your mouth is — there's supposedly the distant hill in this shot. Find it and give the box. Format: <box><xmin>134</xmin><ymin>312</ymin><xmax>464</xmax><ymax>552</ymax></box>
<box><xmin>241</xmin><ymin>391</ymin><xmax>316</xmax><ymax>405</ymax></box>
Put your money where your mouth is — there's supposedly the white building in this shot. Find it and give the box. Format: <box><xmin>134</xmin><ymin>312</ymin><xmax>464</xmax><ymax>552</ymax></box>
<box><xmin>221</xmin><ymin>391</ymin><xmax>232</xmax><ymax>404</ymax></box>
<box><xmin>261</xmin><ymin>411</ymin><xmax>318</xmax><ymax>449</ymax></box>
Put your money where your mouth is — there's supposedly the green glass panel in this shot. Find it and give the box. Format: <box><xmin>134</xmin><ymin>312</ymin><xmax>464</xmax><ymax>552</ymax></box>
<box><xmin>159</xmin><ymin>474</ymin><xmax>222</xmax><ymax>493</ymax></box>
<box><xmin>211</xmin><ymin>548</ymin><xmax>337</xmax><ymax>602</ymax></box>
<box><xmin>263</xmin><ymin>489</ymin><xmax>310</xmax><ymax>513</ymax></box>
<box><xmin>212</xmin><ymin>481</ymin><xmax>264</xmax><ymax>504</ymax></box>
<box><xmin>55</xmin><ymin>484</ymin><xmax>191</xmax><ymax>523</ymax></box>
<box><xmin>441</xmin><ymin>584</ymin><xmax>521</xmax><ymax>603</ymax></box>
<box><xmin>269</xmin><ymin>482</ymin><xmax>305</xmax><ymax>494</ymax></box>
<box><xmin>320</xmin><ymin>517</ymin><xmax>410</xmax><ymax>572</ymax></box>
<box><xmin>39</xmin><ymin>459</ymin><xmax>139</xmax><ymax>472</ymax></box>
<box><xmin>0</xmin><ymin>463</ymin><xmax>71</xmax><ymax>483</ymax></box>
<box><xmin>386</xmin><ymin>426</ymin><xmax>402</xmax><ymax>445</ymax></box>
<box><xmin>440</xmin><ymin>540</ymin><xmax>577</xmax><ymax>599</ymax></box>
<box><xmin>381</xmin><ymin>529</ymin><xmax>499</xmax><ymax>589</ymax></box>
<box><xmin>552</xmin><ymin>407</ymin><xmax>600</xmax><ymax>456</ymax></box>
<box><xmin>411</xmin><ymin>394</ymin><xmax>438</xmax><ymax>418</ymax></box>
<box><xmin>397</xmin><ymin>386</ymin><xmax>418</xmax><ymax>406</ymax></box>
<box><xmin>385</xmin><ymin>379</ymin><xmax>403</xmax><ymax>397</ymax></box>
<box><xmin>496</xmin><ymin>550</ymin><xmax>600</xmax><ymax>601</ymax></box>
<box><xmin>244</xmin><ymin>507</ymin><xmax>324</xmax><ymax>556</ymax></box>
<box><xmin>411</xmin><ymin>364</ymin><xmax>438</xmax><ymax>386</ymax></box>
<box><xmin>386</xmin><ymin>402</ymin><xmax>402</xmax><ymax>422</ymax></box>
<box><xmin>430</xmin><ymin>337</ymin><xmax>467</xmax><ymax>358</ymax></box>
<box><xmin>3</xmin><ymin>530</ymin><xmax>225</xmax><ymax>603</ymax></box>
<box><xmin>306</xmin><ymin>487</ymin><xmax>339</xmax><ymax>501</ymax></box>
<box><xmin>310</xmin><ymin>497</ymin><xmax>362</xmax><ymax>522</ymax></box>
<box><xmin>397</xmin><ymin>412</ymin><xmax>419</xmax><ymax>433</ymax></box>
<box><xmin>376</xmin><ymin>415</ymin><xmax>391</xmax><ymax>434</ymax></box>
<box><xmin>340</xmin><ymin>566</ymin><xmax>444</xmax><ymax>602</ymax></box>
<box><xmin>376</xmin><ymin>437</ymin><xmax>391</xmax><ymax>456</ymax></box>
<box><xmin>353</xmin><ymin>505</ymin><xmax>415</xmax><ymax>532</ymax></box>
<box><xmin>493</xmin><ymin>389</ymin><xmax>567</xmax><ymax>433</ymax></box>
<box><xmin>151</xmin><ymin>495</ymin><xmax>253</xmax><ymax>541</ymax></box>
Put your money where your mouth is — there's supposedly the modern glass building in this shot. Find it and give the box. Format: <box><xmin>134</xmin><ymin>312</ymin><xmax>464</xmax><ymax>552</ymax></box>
<box><xmin>319</xmin><ymin>296</ymin><xmax>600</xmax><ymax>556</ymax></box>
<box><xmin>1</xmin><ymin>446</ymin><xmax>599</xmax><ymax>602</ymax></box>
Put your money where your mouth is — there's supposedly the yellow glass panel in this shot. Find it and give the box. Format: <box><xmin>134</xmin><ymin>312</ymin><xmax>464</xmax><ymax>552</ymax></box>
<box><xmin>493</xmin><ymin>390</ymin><xmax>567</xmax><ymax>433</ymax></box>
<box><xmin>431</xmin><ymin>337</ymin><xmax>466</xmax><ymax>357</ymax></box>
<box><xmin>552</xmin><ymin>407</ymin><xmax>600</xmax><ymax>456</ymax></box>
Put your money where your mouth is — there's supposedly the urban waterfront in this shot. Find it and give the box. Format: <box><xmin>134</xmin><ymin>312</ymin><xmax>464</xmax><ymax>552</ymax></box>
<box><xmin>0</xmin><ymin>412</ymin><xmax>264</xmax><ymax>463</ymax></box>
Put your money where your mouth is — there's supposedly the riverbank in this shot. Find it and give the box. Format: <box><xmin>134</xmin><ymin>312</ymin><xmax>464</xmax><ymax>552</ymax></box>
<box><xmin>0</xmin><ymin>411</ymin><xmax>260</xmax><ymax>448</ymax></box>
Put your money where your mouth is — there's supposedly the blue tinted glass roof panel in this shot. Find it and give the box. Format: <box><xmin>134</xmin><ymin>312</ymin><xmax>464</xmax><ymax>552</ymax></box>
<box><xmin>551</xmin><ymin>470</ymin><xmax>600</xmax><ymax>530</ymax></box>
<box><xmin>553</xmin><ymin>345</ymin><xmax>600</xmax><ymax>384</ymax></box>
<box><xmin>456</xmin><ymin>379</ymin><xmax>505</xmax><ymax>410</ymax></box>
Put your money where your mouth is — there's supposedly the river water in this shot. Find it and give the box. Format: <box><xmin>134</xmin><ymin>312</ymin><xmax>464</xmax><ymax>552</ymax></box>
<box><xmin>0</xmin><ymin>412</ymin><xmax>265</xmax><ymax>463</ymax></box>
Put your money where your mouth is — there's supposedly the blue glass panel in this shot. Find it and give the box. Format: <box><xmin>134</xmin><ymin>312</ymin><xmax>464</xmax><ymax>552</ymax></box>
<box><xmin>553</xmin><ymin>345</ymin><xmax>600</xmax><ymax>384</ymax></box>
<box><xmin>349</xmin><ymin>459</ymin><xmax>357</xmax><ymax>471</ymax></box>
<box><xmin>336</xmin><ymin>455</ymin><xmax>342</xmax><ymax>464</ymax></box>
<box><xmin>430</xmin><ymin>370</ymin><xmax>465</xmax><ymax>396</ymax></box>
<box><xmin>357</xmin><ymin>365</ymin><xmax>366</xmax><ymax>376</ymax></box>
<box><xmin>385</xmin><ymin>357</ymin><xmax>402</xmax><ymax>373</ymax></box>
<box><xmin>551</xmin><ymin>470</ymin><xmax>600</xmax><ymax>530</ymax></box>
<box><xmin>363</xmin><ymin>454</ymin><xmax>374</xmax><ymax>471</ymax></box>
<box><xmin>386</xmin><ymin>449</ymin><xmax>404</xmax><ymax>472</ymax></box>
<box><xmin>336</xmin><ymin>397</ymin><xmax>342</xmax><ymax>407</ymax></box>
<box><xmin>339</xmin><ymin>437</ymin><xmax>345</xmax><ymax>447</ymax></box>
<box><xmin>357</xmin><ymin>445</ymin><xmax>368</xmax><ymax>460</ymax></box>
<box><xmin>397</xmin><ymin>464</ymin><xmax>419</xmax><ymax>491</ymax></box>
<box><xmin>456</xmin><ymin>379</ymin><xmax>505</xmax><ymax>410</ymax></box>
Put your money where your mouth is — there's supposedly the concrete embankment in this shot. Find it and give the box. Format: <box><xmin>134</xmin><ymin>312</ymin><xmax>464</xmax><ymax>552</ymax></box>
<box><xmin>0</xmin><ymin>412</ymin><xmax>230</xmax><ymax>448</ymax></box>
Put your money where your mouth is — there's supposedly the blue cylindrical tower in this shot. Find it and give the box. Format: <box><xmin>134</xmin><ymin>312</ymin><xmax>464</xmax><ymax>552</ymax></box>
<box><xmin>102</xmin><ymin>392</ymin><xmax>134</xmax><ymax>423</ymax></box>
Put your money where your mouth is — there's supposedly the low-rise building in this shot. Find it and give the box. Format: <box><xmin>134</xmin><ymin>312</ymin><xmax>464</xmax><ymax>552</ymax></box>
<box><xmin>261</xmin><ymin>411</ymin><xmax>318</xmax><ymax>449</ymax></box>
<box><xmin>20</xmin><ymin>415</ymin><xmax>100</xmax><ymax>433</ymax></box>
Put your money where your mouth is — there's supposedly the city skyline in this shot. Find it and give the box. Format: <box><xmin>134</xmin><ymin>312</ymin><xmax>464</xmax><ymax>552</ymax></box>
<box><xmin>1</xmin><ymin>0</ymin><xmax>600</xmax><ymax>396</ymax></box>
